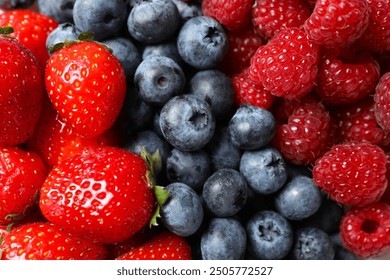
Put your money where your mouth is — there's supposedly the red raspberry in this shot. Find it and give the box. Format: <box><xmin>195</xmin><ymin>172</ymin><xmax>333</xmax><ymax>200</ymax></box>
<box><xmin>330</xmin><ymin>97</ymin><xmax>390</xmax><ymax>150</ymax></box>
<box><xmin>382</xmin><ymin>153</ymin><xmax>390</xmax><ymax>204</ymax></box>
<box><xmin>303</xmin><ymin>0</ymin><xmax>370</xmax><ymax>48</ymax></box>
<box><xmin>313</xmin><ymin>141</ymin><xmax>388</xmax><ymax>207</ymax></box>
<box><xmin>340</xmin><ymin>202</ymin><xmax>390</xmax><ymax>258</ymax></box>
<box><xmin>355</xmin><ymin>0</ymin><xmax>390</xmax><ymax>52</ymax></box>
<box><xmin>231</xmin><ymin>68</ymin><xmax>275</xmax><ymax>110</ymax></box>
<box><xmin>271</xmin><ymin>96</ymin><xmax>333</xmax><ymax>165</ymax></box>
<box><xmin>249</xmin><ymin>27</ymin><xmax>319</xmax><ymax>100</ymax></box>
<box><xmin>201</xmin><ymin>0</ymin><xmax>254</xmax><ymax>31</ymax></box>
<box><xmin>374</xmin><ymin>72</ymin><xmax>390</xmax><ymax>131</ymax></box>
<box><xmin>315</xmin><ymin>48</ymin><xmax>380</xmax><ymax>105</ymax></box>
<box><xmin>252</xmin><ymin>0</ymin><xmax>311</xmax><ymax>40</ymax></box>
<box><xmin>218</xmin><ymin>26</ymin><xmax>264</xmax><ymax>76</ymax></box>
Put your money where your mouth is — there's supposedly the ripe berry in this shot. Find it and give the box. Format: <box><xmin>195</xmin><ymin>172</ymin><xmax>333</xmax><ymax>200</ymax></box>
<box><xmin>313</xmin><ymin>141</ymin><xmax>388</xmax><ymax>207</ymax></box>
<box><xmin>374</xmin><ymin>72</ymin><xmax>390</xmax><ymax>131</ymax></box>
<box><xmin>340</xmin><ymin>202</ymin><xmax>390</xmax><ymax>258</ymax></box>
<box><xmin>249</xmin><ymin>27</ymin><xmax>319</xmax><ymax>100</ymax></box>
<box><xmin>303</xmin><ymin>0</ymin><xmax>370</xmax><ymax>48</ymax></box>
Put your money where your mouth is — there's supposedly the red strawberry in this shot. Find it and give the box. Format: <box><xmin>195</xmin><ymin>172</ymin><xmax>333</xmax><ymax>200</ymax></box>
<box><xmin>0</xmin><ymin>27</ymin><xmax>45</xmax><ymax>147</ymax></box>
<box><xmin>116</xmin><ymin>230</ymin><xmax>191</xmax><ymax>260</ymax></box>
<box><xmin>313</xmin><ymin>141</ymin><xmax>388</xmax><ymax>206</ymax></box>
<box><xmin>0</xmin><ymin>147</ymin><xmax>47</xmax><ymax>225</ymax></box>
<box><xmin>45</xmin><ymin>39</ymin><xmax>127</xmax><ymax>139</ymax></box>
<box><xmin>0</xmin><ymin>222</ymin><xmax>108</xmax><ymax>260</ymax></box>
<box><xmin>39</xmin><ymin>146</ymin><xmax>165</xmax><ymax>244</ymax></box>
<box><xmin>303</xmin><ymin>0</ymin><xmax>370</xmax><ymax>48</ymax></box>
<box><xmin>340</xmin><ymin>202</ymin><xmax>390</xmax><ymax>258</ymax></box>
<box><xmin>202</xmin><ymin>0</ymin><xmax>254</xmax><ymax>31</ymax></box>
<box><xmin>26</xmin><ymin>98</ymin><xmax>122</xmax><ymax>169</ymax></box>
<box><xmin>0</xmin><ymin>10</ymin><xmax>58</xmax><ymax>68</ymax></box>
<box><xmin>249</xmin><ymin>27</ymin><xmax>319</xmax><ymax>100</ymax></box>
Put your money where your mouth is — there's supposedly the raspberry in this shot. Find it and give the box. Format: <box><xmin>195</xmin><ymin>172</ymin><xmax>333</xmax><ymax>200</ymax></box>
<box><xmin>252</xmin><ymin>0</ymin><xmax>311</xmax><ymax>40</ymax></box>
<box><xmin>313</xmin><ymin>141</ymin><xmax>388</xmax><ymax>207</ymax></box>
<box><xmin>201</xmin><ymin>0</ymin><xmax>254</xmax><ymax>31</ymax></box>
<box><xmin>315</xmin><ymin>48</ymin><xmax>380</xmax><ymax>105</ymax></box>
<box><xmin>330</xmin><ymin>97</ymin><xmax>390</xmax><ymax>149</ymax></box>
<box><xmin>271</xmin><ymin>96</ymin><xmax>333</xmax><ymax>165</ymax></box>
<box><xmin>340</xmin><ymin>202</ymin><xmax>390</xmax><ymax>258</ymax></box>
<box><xmin>355</xmin><ymin>0</ymin><xmax>390</xmax><ymax>52</ymax></box>
<box><xmin>231</xmin><ymin>68</ymin><xmax>275</xmax><ymax>110</ymax></box>
<box><xmin>218</xmin><ymin>26</ymin><xmax>264</xmax><ymax>76</ymax></box>
<box><xmin>303</xmin><ymin>0</ymin><xmax>370</xmax><ymax>48</ymax></box>
<box><xmin>249</xmin><ymin>27</ymin><xmax>319</xmax><ymax>100</ymax></box>
<box><xmin>374</xmin><ymin>72</ymin><xmax>390</xmax><ymax>131</ymax></box>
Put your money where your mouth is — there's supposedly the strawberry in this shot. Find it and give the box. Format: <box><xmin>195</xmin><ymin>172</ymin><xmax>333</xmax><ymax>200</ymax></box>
<box><xmin>0</xmin><ymin>222</ymin><xmax>108</xmax><ymax>260</ymax></box>
<box><xmin>115</xmin><ymin>230</ymin><xmax>192</xmax><ymax>260</ymax></box>
<box><xmin>0</xmin><ymin>9</ymin><xmax>58</xmax><ymax>68</ymax></box>
<box><xmin>39</xmin><ymin>146</ymin><xmax>168</xmax><ymax>244</ymax></box>
<box><xmin>26</xmin><ymin>98</ymin><xmax>123</xmax><ymax>169</ymax></box>
<box><xmin>0</xmin><ymin>27</ymin><xmax>45</xmax><ymax>147</ymax></box>
<box><xmin>45</xmin><ymin>38</ymin><xmax>127</xmax><ymax>139</ymax></box>
<box><xmin>0</xmin><ymin>147</ymin><xmax>47</xmax><ymax>225</ymax></box>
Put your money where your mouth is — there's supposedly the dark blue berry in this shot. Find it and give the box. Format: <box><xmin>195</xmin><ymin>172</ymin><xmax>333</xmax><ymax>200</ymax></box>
<box><xmin>171</xmin><ymin>0</ymin><xmax>202</xmax><ymax>23</ymax></box>
<box><xmin>73</xmin><ymin>0</ymin><xmax>128</xmax><ymax>41</ymax></box>
<box><xmin>201</xmin><ymin>217</ymin><xmax>246</xmax><ymax>260</ymax></box>
<box><xmin>102</xmin><ymin>36</ymin><xmax>141</xmax><ymax>83</ymax></box>
<box><xmin>202</xmin><ymin>168</ymin><xmax>248</xmax><ymax>217</ymax></box>
<box><xmin>177</xmin><ymin>16</ymin><xmax>228</xmax><ymax>69</ymax></box>
<box><xmin>134</xmin><ymin>55</ymin><xmax>186</xmax><ymax>106</ymax></box>
<box><xmin>189</xmin><ymin>69</ymin><xmax>235</xmax><ymax>122</ymax></box>
<box><xmin>166</xmin><ymin>148</ymin><xmax>210</xmax><ymax>192</ymax></box>
<box><xmin>38</xmin><ymin>0</ymin><xmax>75</xmax><ymax>23</ymax></box>
<box><xmin>159</xmin><ymin>94</ymin><xmax>216</xmax><ymax>151</ymax></box>
<box><xmin>206</xmin><ymin>127</ymin><xmax>242</xmax><ymax>171</ymax></box>
<box><xmin>160</xmin><ymin>182</ymin><xmax>204</xmax><ymax>237</ymax></box>
<box><xmin>142</xmin><ymin>40</ymin><xmax>183</xmax><ymax>66</ymax></box>
<box><xmin>46</xmin><ymin>22</ymin><xmax>81</xmax><ymax>51</ymax></box>
<box><xmin>274</xmin><ymin>175</ymin><xmax>322</xmax><ymax>221</ymax></box>
<box><xmin>127</xmin><ymin>0</ymin><xmax>180</xmax><ymax>44</ymax></box>
<box><xmin>246</xmin><ymin>210</ymin><xmax>294</xmax><ymax>260</ymax></box>
<box><xmin>228</xmin><ymin>104</ymin><xmax>276</xmax><ymax>150</ymax></box>
<box><xmin>292</xmin><ymin>227</ymin><xmax>335</xmax><ymax>260</ymax></box>
<box><xmin>1</xmin><ymin>0</ymin><xmax>35</xmax><ymax>9</ymax></box>
<box><xmin>240</xmin><ymin>147</ymin><xmax>288</xmax><ymax>195</ymax></box>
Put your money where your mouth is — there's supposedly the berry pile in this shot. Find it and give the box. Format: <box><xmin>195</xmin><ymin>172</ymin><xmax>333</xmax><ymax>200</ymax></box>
<box><xmin>0</xmin><ymin>0</ymin><xmax>390</xmax><ymax>260</ymax></box>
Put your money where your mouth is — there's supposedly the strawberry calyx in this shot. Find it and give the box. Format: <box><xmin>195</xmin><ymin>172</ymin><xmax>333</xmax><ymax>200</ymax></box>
<box><xmin>0</xmin><ymin>26</ymin><xmax>14</xmax><ymax>38</ymax></box>
<box><xmin>48</xmin><ymin>31</ymin><xmax>113</xmax><ymax>54</ymax></box>
<box><xmin>140</xmin><ymin>147</ymin><xmax>170</xmax><ymax>227</ymax></box>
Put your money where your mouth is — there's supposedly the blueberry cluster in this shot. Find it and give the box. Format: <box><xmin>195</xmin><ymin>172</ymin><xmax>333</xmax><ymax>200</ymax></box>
<box><xmin>36</xmin><ymin>0</ymin><xmax>356</xmax><ymax>260</ymax></box>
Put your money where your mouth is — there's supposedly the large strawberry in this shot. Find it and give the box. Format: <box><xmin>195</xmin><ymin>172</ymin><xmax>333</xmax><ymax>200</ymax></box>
<box><xmin>0</xmin><ymin>147</ymin><xmax>48</xmax><ymax>225</ymax></box>
<box><xmin>0</xmin><ymin>27</ymin><xmax>45</xmax><ymax>147</ymax></box>
<box><xmin>0</xmin><ymin>222</ymin><xmax>108</xmax><ymax>260</ymax></box>
<box><xmin>115</xmin><ymin>230</ymin><xmax>192</xmax><ymax>260</ymax></box>
<box><xmin>39</xmin><ymin>146</ymin><xmax>168</xmax><ymax>244</ymax></box>
<box><xmin>45</xmin><ymin>37</ymin><xmax>127</xmax><ymax>139</ymax></box>
<box><xmin>0</xmin><ymin>9</ymin><xmax>58</xmax><ymax>68</ymax></box>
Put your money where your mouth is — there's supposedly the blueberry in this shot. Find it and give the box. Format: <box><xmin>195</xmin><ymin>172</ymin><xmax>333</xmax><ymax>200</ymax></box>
<box><xmin>246</xmin><ymin>210</ymin><xmax>293</xmax><ymax>260</ymax></box>
<box><xmin>166</xmin><ymin>148</ymin><xmax>210</xmax><ymax>192</ymax></box>
<box><xmin>1</xmin><ymin>0</ymin><xmax>35</xmax><ymax>9</ymax></box>
<box><xmin>142</xmin><ymin>40</ymin><xmax>183</xmax><ymax>66</ymax></box>
<box><xmin>160</xmin><ymin>182</ymin><xmax>204</xmax><ymax>237</ymax></box>
<box><xmin>206</xmin><ymin>127</ymin><xmax>242</xmax><ymax>171</ymax></box>
<box><xmin>102</xmin><ymin>36</ymin><xmax>141</xmax><ymax>83</ymax></box>
<box><xmin>228</xmin><ymin>104</ymin><xmax>276</xmax><ymax>150</ymax></box>
<box><xmin>46</xmin><ymin>23</ymin><xmax>81</xmax><ymax>51</ymax></box>
<box><xmin>177</xmin><ymin>16</ymin><xmax>228</xmax><ymax>69</ymax></box>
<box><xmin>38</xmin><ymin>0</ymin><xmax>75</xmax><ymax>23</ymax></box>
<box><xmin>274</xmin><ymin>175</ymin><xmax>322</xmax><ymax>221</ymax></box>
<box><xmin>189</xmin><ymin>69</ymin><xmax>235</xmax><ymax>122</ymax></box>
<box><xmin>160</xmin><ymin>94</ymin><xmax>216</xmax><ymax>151</ymax></box>
<box><xmin>286</xmin><ymin>162</ymin><xmax>313</xmax><ymax>179</ymax></box>
<box><xmin>201</xmin><ymin>217</ymin><xmax>246</xmax><ymax>260</ymax></box>
<box><xmin>202</xmin><ymin>169</ymin><xmax>248</xmax><ymax>217</ymax></box>
<box><xmin>171</xmin><ymin>0</ymin><xmax>203</xmax><ymax>23</ymax></box>
<box><xmin>292</xmin><ymin>227</ymin><xmax>335</xmax><ymax>260</ymax></box>
<box><xmin>134</xmin><ymin>55</ymin><xmax>186</xmax><ymax>106</ymax></box>
<box><xmin>239</xmin><ymin>147</ymin><xmax>288</xmax><ymax>195</ymax></box>
<box><xmin>73</xmin><ymin>0</ymin><xmax>128</xmax><ymax>41</ymax></box>
<box><xmin>127</xmin><ymin>0</ymin><xmax>180</xmax><ymax>44</ymax></box>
